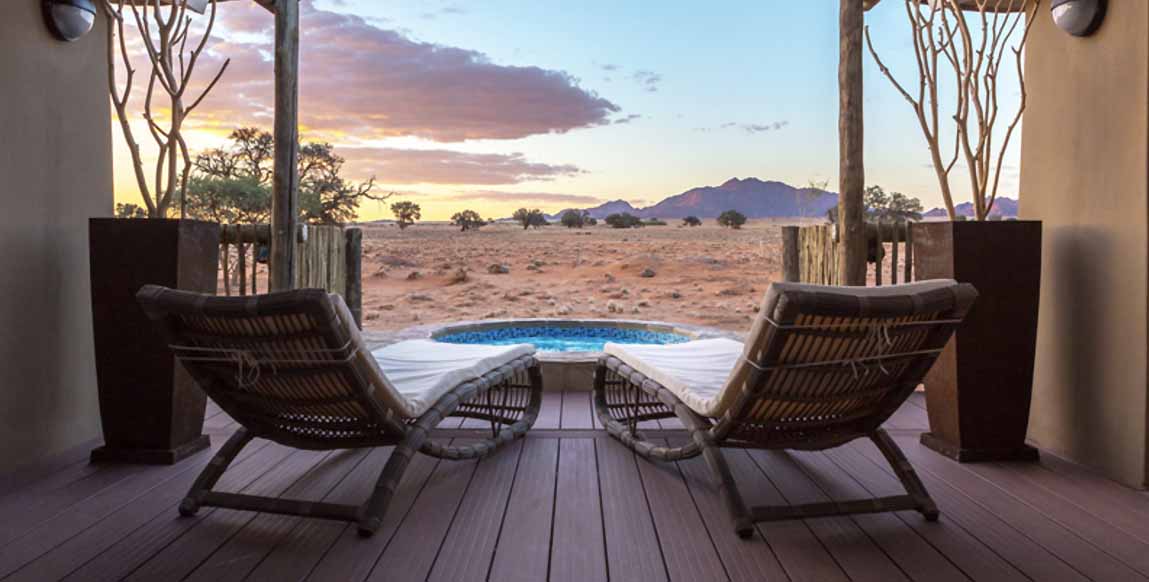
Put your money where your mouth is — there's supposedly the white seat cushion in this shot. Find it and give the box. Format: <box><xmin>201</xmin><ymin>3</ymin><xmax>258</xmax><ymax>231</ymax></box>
<box><xmin>604</xmin><ymin>338</ymin><xmax>744</xmax><ymax>417</ymax></box>
<box><xmin>371</xmin><ymin>340</ymin><xmax>535</xmax><ymax>417</ymax></box>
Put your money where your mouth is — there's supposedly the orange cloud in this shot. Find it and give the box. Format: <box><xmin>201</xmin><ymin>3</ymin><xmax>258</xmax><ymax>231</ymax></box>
<box><xmin>185</xmin><ymin>0</ymin><xmax>621</xmax><ymax>142</ymax></box>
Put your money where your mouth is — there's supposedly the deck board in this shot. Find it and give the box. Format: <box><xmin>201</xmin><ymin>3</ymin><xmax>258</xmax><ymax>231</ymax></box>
<box><xmin>596</xmin><ymin>437</ymin><xmax>668</xmax><ymax>582</ymax></box>
<box><xmin>558</xmin><ymin>390</ymin><xmax>594</xmax><ymax>429</ymax></box>
<box><xmin>549</xmin><ymin>439</ymin><xmax>607</xmax><ymax>582</ymax></box>
<box><xmin>184</xmin><ymin>449</ymin><xmax>371</xmax><ymax>582</ymax></box>
<box><xmin>6</xmin><ymin>398</ymin><xmax>1149</xmax><ymax>582</ymax></box>
<box><xmin>488</xmin><ymin>438</ymin><xmax>558</xmax><ymax>582</ymax></box>
<box><xmin>364</xmin><ymin>442</ymin><xmax>480</xmax><ymax>582</ymax></box>
<box><xmin>894</xmin><ymin>434</ymin><xmax>1144</xmax><ymax>581</ymax></box>
<box><xmin>305</xmin><ymin>448</ymin><xmax>441</xmax><ymax>582</ymax></box>
<box><xmin>849</xmin><ymin>439</ymin><xmax>1091</xmax><ymax>582</ymax></box>
<box><xmin>637</xmin><ymin>439</ymin><xmax>727</xmax><ymax>582</ymax></box>
<box><xmin>426</xmin><ymin>439</ymin><xmax>523</xmax><ymax>582</ymax></box>
<box><xmin>749</xmin><ymin>449</ymin><xmax>911</xmax><ymax>582</ymax></box>
<box><xmin>823</xmin><ymin>444</ymin><xmax>1028</xmax><ymax>582</ymax></box>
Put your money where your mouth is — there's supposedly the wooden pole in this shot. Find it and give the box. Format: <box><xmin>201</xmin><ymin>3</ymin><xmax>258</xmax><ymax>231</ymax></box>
<box><xmin>838</xmin><ymin>0</ymin><xmax>867</xmax><ymax>286</ymax></box>
<box><xmin>781</xmin><ymin>226</ymin><xmax>801</xmax><ymax>282</ymax></box>
<box><xmin>269</xmin><ymin>0</ymin><xmax>300</xmax><ymax>292</ymax></box>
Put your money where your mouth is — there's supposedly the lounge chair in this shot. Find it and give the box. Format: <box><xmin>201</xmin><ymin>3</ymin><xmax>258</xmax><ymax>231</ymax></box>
<box><xmin>137</xmin><ymin>285</ymin><xmax>543</xmax><ymax>537</ymax></box>
<box><xmin>593</xmin><ymin>280</ymin><xmax>976</xmax><ymax>537</ymax></box>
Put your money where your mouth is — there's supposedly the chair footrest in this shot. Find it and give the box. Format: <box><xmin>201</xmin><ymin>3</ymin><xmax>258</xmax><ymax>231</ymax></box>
<box><xmin>751</xmin><ymin>495</ymin><xmax>924</xmax><ymax>522</ymax></box>
<box><xmin>197</xmin><ymin>491</ymin><xmax>361</xmax><ymax>522</ymax></box>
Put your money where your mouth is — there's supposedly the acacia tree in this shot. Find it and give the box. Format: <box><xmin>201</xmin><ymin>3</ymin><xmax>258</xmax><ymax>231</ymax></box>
<box><xmin>865</xmin><ymin>0</ymin><xmax>1039</xmax><ymax>220</ymax></box>
<box><xmin>391</xmin><ymin>201</ymin><xmax>421</xmax><ymax>229</ymax></box>
<box><xmin>188</xmin><ymin>128</ymin><xmax>384</xmax><ymax>225</ymax></box>
<box><xmin>103</xmin><ymin>0</ymin><xmax>230</xmax><ymax>218</ymax></box>
<box><xmin>682</xmin><ymin>216</ymin><xmax>702</xmax><ymax>227</ymax></box>
<box><xmin>864</xmin><ymin>186</ymin><xmax>924</xmax><ymax>222</ymax></box>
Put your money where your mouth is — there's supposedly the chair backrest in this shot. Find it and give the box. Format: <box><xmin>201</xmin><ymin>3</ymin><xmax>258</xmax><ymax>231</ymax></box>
<box><xmin>137</xmin><ymin>285</ymin><xmax>408</xmax><ymax>449</ymax></box>
<box><xmin>714</xmin><ymin>280</ymin><xmax>977</xmax><ymax>448</ymax></box>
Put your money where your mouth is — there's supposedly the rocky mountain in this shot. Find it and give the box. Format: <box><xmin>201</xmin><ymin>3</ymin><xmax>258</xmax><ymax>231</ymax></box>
<box><xmin>639</xmin><ymin>178</ymin><xmax>837</xmax><ymax>219</ymax></box>
<box><xmin>550</xmin><ymin>178</ymin><xmax>837</xmax><ymax>221</ymax></box>
<box><xmin>547</xmin><ymin>199</ymin><xmax>641</xmax><ymax>221</ymax></box>
<box><xmin>924</xmin><ymin>198</ymin><xmax>1019</xmax><ymax>218</ymax></box>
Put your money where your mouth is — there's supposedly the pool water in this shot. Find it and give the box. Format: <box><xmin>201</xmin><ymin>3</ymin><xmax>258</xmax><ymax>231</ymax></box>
<box><xmin>435</xmin><ymin>325</ymin><xmax>690</xmax><ymax>352</ymax></box>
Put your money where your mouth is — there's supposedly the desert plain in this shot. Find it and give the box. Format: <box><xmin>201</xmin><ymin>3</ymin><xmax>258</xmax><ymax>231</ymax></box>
<box><xmin>358</xmin><ymin>220</ymin><xmax>803</xmax><ymax>334</ymax></box>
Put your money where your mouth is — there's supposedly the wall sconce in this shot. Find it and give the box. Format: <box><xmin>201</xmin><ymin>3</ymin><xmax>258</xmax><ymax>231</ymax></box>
<box><xmin>43</xmin><ymin>0</ymin><xmax>97</xmax><ymax>42</ymax></box>
<box><xmin>1051</xmin><ymin>0</ymin><xmax>1106</xmax><ymax>37</ymax></box>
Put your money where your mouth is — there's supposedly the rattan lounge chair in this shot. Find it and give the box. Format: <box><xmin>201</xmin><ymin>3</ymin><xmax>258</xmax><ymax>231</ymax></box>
<box><xmin>137</xmin><ymin>285</ymin><xmax>543</xmax><ymax>537</ymax></box>
<box><xmin>593</xmin><ymin>280</ymin><xmax>976</xmax><ymax>537</ymax></box>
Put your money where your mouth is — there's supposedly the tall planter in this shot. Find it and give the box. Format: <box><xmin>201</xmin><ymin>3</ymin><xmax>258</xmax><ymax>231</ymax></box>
<box><xmin>89</xmin><ymin>218</ymin><xmax>220</xmax><ymax>464</ymax></box>
<box><xmin>913</xmin><ymin>220</ymin><xmax>1042</xmax><ymax>462</ymax></box>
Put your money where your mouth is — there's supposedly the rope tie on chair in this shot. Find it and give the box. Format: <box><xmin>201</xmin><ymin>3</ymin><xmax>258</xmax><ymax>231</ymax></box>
<box><xmin>168</xmin><ymin>340</ymin><xmax>358</xmax><ymax>388</ymax></box>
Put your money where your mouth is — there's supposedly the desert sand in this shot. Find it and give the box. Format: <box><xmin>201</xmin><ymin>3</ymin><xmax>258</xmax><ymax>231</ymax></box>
<box><xmin>359</xmin><ymin>220</ymin><xmax>804</xmax><ymax>333</ymax></box>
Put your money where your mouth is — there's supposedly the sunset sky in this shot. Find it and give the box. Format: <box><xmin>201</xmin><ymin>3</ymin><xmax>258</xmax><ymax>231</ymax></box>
<box><xmin>111</xmin><ymin>0</ymin><xmax>1025</xmax><ymax>221</ymax></box>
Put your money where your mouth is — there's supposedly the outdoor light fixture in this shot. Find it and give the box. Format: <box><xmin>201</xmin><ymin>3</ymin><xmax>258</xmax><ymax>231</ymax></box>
<box><xmin>43</xmin><ymin>0</ymin><xmax>97</xmax><ymax>42</ymax></box>
<box><xmin>1050</xmin><ymin>0</ymin><xmax>1106</xmax><ymax>37</ymax></box>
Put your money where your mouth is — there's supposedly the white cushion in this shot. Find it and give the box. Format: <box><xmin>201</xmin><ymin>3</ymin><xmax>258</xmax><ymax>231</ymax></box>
<box><xmin>604</xmin><ymin>338</ymin><xmax>744</xmax><ymax>417</ymax></box>
<box><xmin>371</xmin><ymin>340</ymin><xmax>535</xmax><ymax>417</ymax></box>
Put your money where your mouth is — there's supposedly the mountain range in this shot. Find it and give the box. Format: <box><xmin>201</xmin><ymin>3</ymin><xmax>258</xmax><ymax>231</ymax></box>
<box><xmin>924</xmin><ymin>198</ymin><xmax>1019</xmax><ymax>218</ymax></box>
<box><xmin>548</xmin><ymin>178</ymin><xmax>838</xmax><ymax>220</ymax></box>
<box><xmin>545</xmin><ymin>177</ymin><xmax>1018</xmax><ymax>221</ymax></box>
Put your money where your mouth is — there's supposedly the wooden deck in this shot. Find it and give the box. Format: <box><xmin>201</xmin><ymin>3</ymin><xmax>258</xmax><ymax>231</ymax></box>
<box><xmin>4</xmin><ymin>392</ymin><xmax>1149</xmax><ymax>581</ymax></box>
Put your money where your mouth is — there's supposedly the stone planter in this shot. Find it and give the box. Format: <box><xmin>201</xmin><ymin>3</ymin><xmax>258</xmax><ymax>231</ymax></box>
<box><xmin>913</xmin><ymin>220</ymin><xmax>1042</xmax><ymax>462</ymax></box>
<box><xmin>88</xmin><ymin>218</ymin><xmax>220</xmax><ymax>464</ymax></box>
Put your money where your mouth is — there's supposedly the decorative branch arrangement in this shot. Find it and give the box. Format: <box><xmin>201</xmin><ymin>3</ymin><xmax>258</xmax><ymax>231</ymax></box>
<box><xmin>866</xmin><ymin>0</ymin><xmax>1039</xmax><ymax>220</ymax></box>
<box><xmin>103</xmin><ymin>0</ymin><xmax>230</xmax><ymax>218</ymax></box>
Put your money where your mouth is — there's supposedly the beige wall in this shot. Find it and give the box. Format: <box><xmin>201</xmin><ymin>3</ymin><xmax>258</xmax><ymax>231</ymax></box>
<box><xmin>1020</xmin><ymin>2</ymin><xmax>1149</xmax><ymax>486</ymax></box>
<box><xmin>0</xmin><ymin>3</ymin><xmax>112</xmax><ymax>474</ymax></box>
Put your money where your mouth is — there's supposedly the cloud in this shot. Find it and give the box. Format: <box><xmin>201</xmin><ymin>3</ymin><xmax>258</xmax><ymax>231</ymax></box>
<box><xmin>184</xmin><ymin>0</ymin><xmax>620</xmax><ymax>142</ymax></box>
<box><xmin>447</xmin><ymin>191</ymin><xmax>605</xmax><ymax>205</ymax></box>
<box><xmin>696</xmin><ymin>120</ymin><xmax>790</xmax><ymax>134</ymax></box>
<box><xmin>339</xmin><ymin>148</ymin><xmax>583</xmax><ymax>185</ymax></box>
<box><xmin>631</xmin><ymin>70</ymin><xmax>662</xmax><ymax>92</ymax></box>
<box><xmin>613</xmin><ymin>113</ymin><xmax>642</xmax><ymax>125</ymax></box>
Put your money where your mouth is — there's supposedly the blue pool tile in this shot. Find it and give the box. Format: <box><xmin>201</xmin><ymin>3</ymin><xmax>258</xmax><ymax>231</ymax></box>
<box><xmin>436</xmin><ymin>325</ymin><xmax>689</xmax><ymax>352</ymax></box>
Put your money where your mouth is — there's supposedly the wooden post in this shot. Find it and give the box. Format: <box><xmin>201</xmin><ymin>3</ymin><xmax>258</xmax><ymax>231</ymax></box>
<box><xmin>838</xmin><ymin>0</ymin><xmax>867</xmax><ymax>286</ymax></box>
<box><xmin>782</xmin><ymin>226</ymin><xmax>800</xmax><ymax>282</ymax></box>
<box><xmin>269</xmin><ymin>0</ymin><xmax>300</xmax><ymax>292</ymax></box>
<box><xmin>345</xmin><ymin>227</ymin><xmax>363</xmax><ymax>328</ymax></box>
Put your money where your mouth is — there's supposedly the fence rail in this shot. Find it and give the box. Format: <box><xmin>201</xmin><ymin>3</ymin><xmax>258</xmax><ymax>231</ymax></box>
<box><xmin>782</xmin><ymin>221</ymin><xmax>914</xmax><ymax>286</ymax></box>
<box><xmin>218</xmin><ymin>224</ymin><xmax>363</xmax><ymax>327</ymax></box>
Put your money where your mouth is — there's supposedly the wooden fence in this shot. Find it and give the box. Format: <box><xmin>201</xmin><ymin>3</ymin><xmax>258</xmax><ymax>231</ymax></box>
<box><xmin>782</xmin><ymin>220</ymin><xmax>914</xmax><ymax>286</ymax></box>
<box><xmin>218</xmin><ymin>224</ymin><xmax>364</xmax><ymax>327</ymax></box>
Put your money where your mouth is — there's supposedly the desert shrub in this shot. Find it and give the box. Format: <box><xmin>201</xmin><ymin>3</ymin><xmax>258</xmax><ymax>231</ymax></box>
<box><xmin>451</xmin><ymin>209</ymin><xmax>487</xmax><ymax>231</ymax></box>
<box><xmin>682</xmin><ymin>216</ymin><xmax>702</xmax><ymax>227</ymax></box>
<box><xmin>643</xmin><ymin>218</ymin><xmax>668</xmax><ymax>226</ymax></box>
<box><xmin>605</xmin><ymin>212</ymin><xmax>644</xmax><ymax>229</ymax></box>
<box><xmin>717</xmin><ymin>210</ymin><xmax>747</xmax><ymax>229</ymax></box>
<box><xmin>560</xmin><ymin>209</ymin><xmax>594</xmax><ymax>228</ymax></box>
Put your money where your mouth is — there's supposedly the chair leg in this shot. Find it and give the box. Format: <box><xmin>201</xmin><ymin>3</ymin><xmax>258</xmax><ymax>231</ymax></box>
<box><xmin>698</xmin><ymin>438</ymin><xmax>755</xmax><ymax>538</ymax></box>
<box><xmin>357</xmin><ymin>427</ymin><xmax>428</xmax><ymax>537</ymax></box>
<box><xmin>871</xmin><ymin>429</ymin><xmax>939</xmax><ymax>521</ymax></box>
<box><xmin>180</xmin><ymin>428</ymin><xmax>253</xmax><ymax>517</ymax></box>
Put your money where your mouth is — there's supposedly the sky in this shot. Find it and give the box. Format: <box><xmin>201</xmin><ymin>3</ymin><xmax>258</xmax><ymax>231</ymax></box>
<box><xmin>111</xmin><ymin>0</ymin><xmax>1025</xmax><ymax>221</ymax></box>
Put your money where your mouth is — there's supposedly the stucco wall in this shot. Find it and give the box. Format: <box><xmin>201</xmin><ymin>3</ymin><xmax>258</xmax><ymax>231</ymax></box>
<box><xmin>0</xmin><ymin>4</ymin><xmax>112</xmax><ymax>474</ymax></box>
<box><xmin>1019</xmin><ymin>2</ymin><xmax>1149</xmax><ymax>486</ymax></box>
